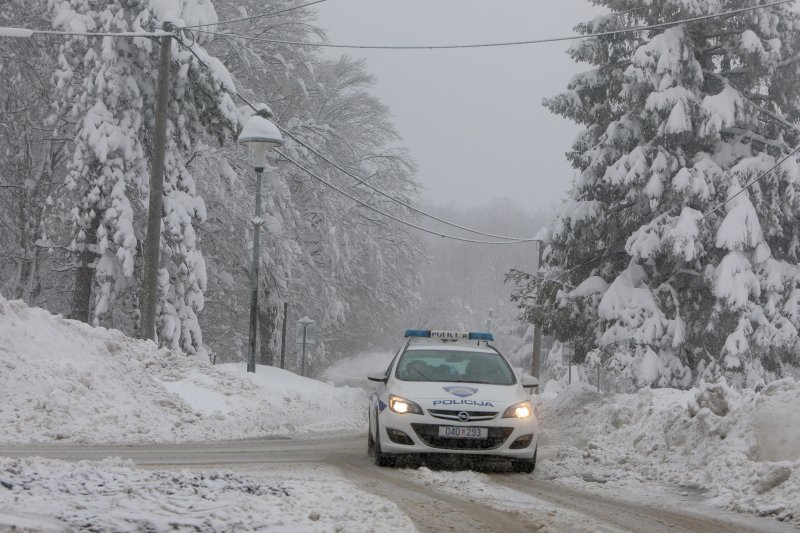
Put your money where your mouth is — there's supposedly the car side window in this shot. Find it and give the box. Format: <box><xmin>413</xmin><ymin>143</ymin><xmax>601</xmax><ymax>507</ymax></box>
<box><xmin>384</xmin><ymin>344</ymin><xmax>405</xmax><ymax>378</ymax></box>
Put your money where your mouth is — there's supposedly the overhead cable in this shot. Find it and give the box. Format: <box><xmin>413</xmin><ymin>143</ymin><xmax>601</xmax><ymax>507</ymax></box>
<box><xmin>180</xmin><ymin>0</ymin><xmax>329</xmax><ymax>29</ymax></box>
<box><xmin>701</xmin><ymin>143</ymin><xmax>800</xmax><ymax>220</ymax></box>
<box><xmin>186</xmin><ymin>0</ymin><xmax>794</xmax><ymax>50</ymax></box>
<box><xmin>0</xmin><ymin>27</ymin><xmax>169</xmax><ymax>38</ymax></box>
<box><xmin>276</xmin><ymin>126</ymin><xmax>540</xmax><ymax>242</ymax></box>
<box><xmin>3</xmin><ymin>1</ymin><xmax>791</xmax><ymax>44</ymax></box>
<box><xmin>223</xmin><ymin>89</ymin><xmax>541</xmax><ymax>244</ymax></box>
<box><xmin>274</xmin><ymin>149</ymin><xmax>535</xmax><ymax>245</ymax></box>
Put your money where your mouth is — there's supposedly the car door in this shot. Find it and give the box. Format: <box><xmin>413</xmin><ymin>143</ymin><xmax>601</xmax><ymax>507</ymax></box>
<box><xmin>369</xmin><ymin>343</ymin><xmax>405</xmax><ymax>433</ymax></box>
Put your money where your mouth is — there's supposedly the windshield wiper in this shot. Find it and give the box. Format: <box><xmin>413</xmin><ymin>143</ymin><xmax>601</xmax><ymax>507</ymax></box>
<box><xmin>409</xmin><ymin>366</ymin><xmax>431</xmax><ymax>381</ymax></box>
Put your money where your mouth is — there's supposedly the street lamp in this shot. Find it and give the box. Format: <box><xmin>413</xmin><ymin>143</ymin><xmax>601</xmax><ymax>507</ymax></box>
<box><xmin>238</xmin><ymin>105</ymin><xmax>283</xmax><ymax>373</ymax></box>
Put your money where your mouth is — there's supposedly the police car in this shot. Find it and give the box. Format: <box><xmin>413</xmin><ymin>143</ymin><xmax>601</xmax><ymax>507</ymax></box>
<box><xmin>367</xmin><ymin>329</ymin><xmax>539</xmax><ymax>472</ymax></box>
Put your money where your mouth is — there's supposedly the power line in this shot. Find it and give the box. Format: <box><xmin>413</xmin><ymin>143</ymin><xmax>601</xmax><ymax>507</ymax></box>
<box><xmin>701</xmin><ymin>143</ymin><xmax>800</xmax><ymax>220</ymax></box>
<box><xmin>2</xmin><ymin>0</ymin><xmax>791</xmax><ymax>46</ymax></box>
<box><xmin>275</xmin><ymin>149</ymin><xmax>535</xmax><ymax>245</ymax></box>
<box><xmin>276</xmin><ymin>126</ymin><xmax>540</xmax><ymax>242</ymax></box>
<box><xmin>224</xmin><ymin>88</ymin><xmax>541</xmax><ymax>244</ymax></box>
<box><xmin>187</xmin><ymin>0</ymin><xmax>794</xmax><ymax>50</ymax></box>
<box><xmin>0</xmin><ymin>27</ymin><xmax>169</xmax><ymax>38</ymax></box>
<box><xmin>180</xmin><ymin>0</ymin><xmax>329</xmax><ymax>29</ymax></box>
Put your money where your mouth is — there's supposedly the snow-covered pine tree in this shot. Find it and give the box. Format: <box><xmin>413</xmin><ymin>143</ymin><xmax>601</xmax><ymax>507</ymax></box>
<box><xmin>51</xmin><ymin>0</ymin><xmax>238</xmax><ymax>355</ymax></box>
<box><xmin>512</xmin><ymin>0</ymin><xmax>800</xmax><ymax>387</ymax></box>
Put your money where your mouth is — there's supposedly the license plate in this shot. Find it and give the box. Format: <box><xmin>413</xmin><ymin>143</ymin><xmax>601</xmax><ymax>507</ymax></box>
<box><xmin>438</xmin><ymin>426</ymin><xmax>488</xmax><ymax>439</ymax></box>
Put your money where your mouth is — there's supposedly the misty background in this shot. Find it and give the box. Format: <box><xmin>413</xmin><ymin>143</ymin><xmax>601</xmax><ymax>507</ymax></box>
<box><xmin>315</xmin><ymin>0</ymin><xmax>604</xmax><ymax>209</ymax></box>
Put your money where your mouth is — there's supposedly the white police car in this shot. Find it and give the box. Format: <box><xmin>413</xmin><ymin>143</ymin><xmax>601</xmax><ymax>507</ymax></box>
<box><xmin>367</xmin><ymin>329</ymin><xmax>539</xmax><ymax>472</ymax></box>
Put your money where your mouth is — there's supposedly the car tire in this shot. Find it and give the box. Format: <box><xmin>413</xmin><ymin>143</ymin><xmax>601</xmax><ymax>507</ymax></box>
<box><xmin>512</xmin><ymin>445</ymin><xmax>537</xmax><ymax>474</ymax></box>
<box><xmin>367</xmin><ymin>410</ymin><xmax>376</xmax><ymax>457</ymax></box>
<box><xmin>373</xmin><ymin>418</ymin><xmax>396</xmax><ymax>468</ymax></box>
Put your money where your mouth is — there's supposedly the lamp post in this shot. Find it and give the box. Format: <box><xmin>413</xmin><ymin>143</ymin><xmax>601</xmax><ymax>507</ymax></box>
<box><xmin>238</xmin><ymin>105</ymin><xmax>283</xmax><ymax>373</ymax></box>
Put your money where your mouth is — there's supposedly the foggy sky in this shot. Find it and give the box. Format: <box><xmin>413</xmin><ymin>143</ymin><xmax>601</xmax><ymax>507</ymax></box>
<box><xmin>314</xmin><ymin>0</ymin><xmax>604</xmax><ymax>211</ymax></box>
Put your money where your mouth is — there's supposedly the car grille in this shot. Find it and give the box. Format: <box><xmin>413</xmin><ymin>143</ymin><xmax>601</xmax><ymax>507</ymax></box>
<box><xmin>411</xmin><ymin>423</ymin><xmax>513</xmax><ymax>450</ymax></box>
<box><xmin>427</xmin><ymin>409</ymin><xmax>498</xmax><ymax>421</ymax></box>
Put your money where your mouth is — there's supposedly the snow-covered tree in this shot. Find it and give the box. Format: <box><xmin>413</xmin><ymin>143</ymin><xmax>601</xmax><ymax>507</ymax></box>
<box><xmin>49</xmin><ymin>0</ymin><xmax>238</xmax><ymax>355</ymax></box>
<box><xmin>0</xmin><ymin>1</ymin><xmax>70</xmax><ymax>304</ymax></box>
<box><xmin>194</xmin><ymin>0</ymin><xmax>423</xmax><ymax>364</ymax></box>
<box><xmin>512</xmin><ymin>0</ymin><xmax>800</xmax><ymax>388</ymax></box>
<box><xmin>3</xmin><ymin>0</ymin><xmax>421</xmax><ymax>365</ymax></box>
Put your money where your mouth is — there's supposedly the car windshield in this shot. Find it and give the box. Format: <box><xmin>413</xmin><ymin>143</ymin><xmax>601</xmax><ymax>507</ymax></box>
<box><xmin>395</xmin><ymin>349</ymin><xmax>516</xmax><ymax>385</ymax></box>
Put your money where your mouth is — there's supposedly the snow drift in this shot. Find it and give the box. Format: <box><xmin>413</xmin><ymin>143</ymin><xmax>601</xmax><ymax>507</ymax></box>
<box><xmin>0</xmin><ymin>296</ymin><xmax>364</xmax><ymax>444</ymax></box>
<box><xmin>0</xmin><ymin>456</ymin><xmax>415</xmax><ymax>532</ymax></box>
<box><xmin>539</xmin><ymin>381</ymin><xmax>800</xmax><ymax>523</ymax></box>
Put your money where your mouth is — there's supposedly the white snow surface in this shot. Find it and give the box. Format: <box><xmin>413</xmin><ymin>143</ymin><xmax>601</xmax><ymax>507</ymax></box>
<box><xmin>321</xmin><ymin>350</ymin><xmax>394</xmax><ymax>388</ymax></box>
<box><xmin>0</xmin><ymin>457</ymin><xmax>414</xmax><ymax>532</ymax></box>
<box><xmin>538</xmin><ymin>380</ymin><xmax>800</xmax><ymax>524</ymax></box>
<box><xmin>0</xmin><ymin>296</ymin><xmax>365</xmax><ymax>444</ymax></box>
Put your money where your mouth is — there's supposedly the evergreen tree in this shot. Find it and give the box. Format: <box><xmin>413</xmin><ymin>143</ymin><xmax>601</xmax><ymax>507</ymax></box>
<box><xmin>512</xmin><ymin>0</ymin><xmax>800</xmax><ymax>387</ymax></box>
<box><xmin>50</xmin><ymin>0</ymin><xmax>237</xmax><ymax>355</ymax></box>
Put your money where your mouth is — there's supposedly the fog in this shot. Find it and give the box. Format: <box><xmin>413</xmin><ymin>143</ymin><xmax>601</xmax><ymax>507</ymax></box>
<box><xmin>315</xmin><ymin>0</ymin><xmax>605</xmax><ymax>210</ymax></box>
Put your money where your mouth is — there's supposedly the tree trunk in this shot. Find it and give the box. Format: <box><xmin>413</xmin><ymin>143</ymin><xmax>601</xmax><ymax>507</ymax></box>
<box><xmin>258</xmin><ymin>289</ymin><xmax>277</xmax><ymax>366</ymax></box>
<box><xmin>69</xmin><ymin>219</ymin><xmax>98</xmax><ymax>323</ymax></box>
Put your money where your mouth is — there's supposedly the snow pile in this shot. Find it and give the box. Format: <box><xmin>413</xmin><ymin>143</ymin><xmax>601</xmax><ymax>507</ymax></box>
<box><xmin>0</xmin><ymin>457</ymin><xmax>414</xmax><ymax>532</ymax></box>
<box><xmin>539</xmin><ymin>381</ymin><xmax>800</xmax><ymax>523</ymax></box>
<box><xmin>0</xmin><ymin>297</ymin><xmax>364</xmax><ymax>444</ymax></box>
<box><xmin>321</xmin><ymin>351</ymin><xmax>394</xmax><ymax>388</ymax></box>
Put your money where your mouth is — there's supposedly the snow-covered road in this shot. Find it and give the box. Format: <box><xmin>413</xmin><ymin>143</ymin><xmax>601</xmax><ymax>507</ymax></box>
<box><xmin>1</xmin><ymin>434</ymin><xmax>792</xmax><ymax>532</ymax></box>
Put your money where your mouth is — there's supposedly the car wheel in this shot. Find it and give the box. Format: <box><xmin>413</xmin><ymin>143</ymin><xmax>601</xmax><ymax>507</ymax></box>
<box><xmin>512</xmin><ymin>445</ymin><xmax>537</xmax><ymax>474</ymax></box>
<box><xmin>367</xmin><ymin>410</ymin><xmax>376</xmax><ymax>457</ymax></box>
<box><xmin>373</xmin><ymin>418</ymin><xmax>396</xmax><ymax>468</ymax></box>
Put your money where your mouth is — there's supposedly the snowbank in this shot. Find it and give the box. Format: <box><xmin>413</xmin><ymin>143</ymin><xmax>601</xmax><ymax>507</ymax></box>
<box><xmin>0</xmin><ymin>296</ymin><xmax>365</xmax><ymax>444</ymax></box>
<box><xmin>0</xmin><ymin>457</ymin><xmax>414</xmax><ymax>532</ymax></box>
<box><xmin>321</xmin><ymin>351</ymin><xmax>394</xmax><ymax>388</ymax></box>
<box><xmin>539</xmin><ymin>380</ymin><xmax>800</xmax><ymax>523</ymax></box>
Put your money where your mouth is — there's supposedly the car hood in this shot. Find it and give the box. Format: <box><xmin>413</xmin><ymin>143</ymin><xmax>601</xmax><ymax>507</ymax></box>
<box><xmin>389</xmin><ymin>380</ymin><xmax>526</xmax><ymax>408</ymax></box>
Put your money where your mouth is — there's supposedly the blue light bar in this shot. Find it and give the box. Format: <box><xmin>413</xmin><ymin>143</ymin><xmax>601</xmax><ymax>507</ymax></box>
<box><xmin>404</xmin><ymin>329</ymin><xmax>431</xmax><ymax>338</ymax></box>
<box><xmin>468</xmin><ymin>332</ymin><xmax>494</xmax><ymax>341</ymax></box>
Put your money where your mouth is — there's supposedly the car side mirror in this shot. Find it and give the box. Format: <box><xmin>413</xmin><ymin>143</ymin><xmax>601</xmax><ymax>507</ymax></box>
<box><xmin>367</xmin><ymin>374</ymin><xmax>387</xmax><ymax>383</ymax></box>
<box><xmin>521</xmin><ymin>375</ymin><xmax>539</xmax><ymax>390</ymax></box>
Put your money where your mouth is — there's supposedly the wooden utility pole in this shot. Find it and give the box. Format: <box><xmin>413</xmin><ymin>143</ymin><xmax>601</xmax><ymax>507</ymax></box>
<box><xmin>531</xmin><ymin>241</ymin><xmax>544</xmax><ymax>379</ymax></box>
<box><xmin>141</xmin><ymin>25</ymin><xmax>172</xmax><ymax>341</ymax></box>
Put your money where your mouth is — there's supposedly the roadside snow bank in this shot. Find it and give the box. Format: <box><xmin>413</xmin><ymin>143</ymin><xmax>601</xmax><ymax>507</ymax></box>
<box><xmin>0</xmin><ymin>297</ymin><xmax>364</xmax><ymax>444</ymax></box>
<box><xmin>0</xmin><ymin>457</ymin><xmax>414</xmax><ymax>532</ymax></box>
<box><xmin>539</xmin><ymin>380</ymin><xmax>800</xmax><ymax>523</ymax></box>
<box><xmin>321</xmin><ymin>351</ymin><xmax>394</xmax><ymax>388</ymax></box>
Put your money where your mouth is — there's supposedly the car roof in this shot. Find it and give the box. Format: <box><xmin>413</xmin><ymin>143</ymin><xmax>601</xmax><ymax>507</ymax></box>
<box><xmin>404</xmin><ymin>342</ymin><xmax>497</xmax><ymax>354</ymax></box>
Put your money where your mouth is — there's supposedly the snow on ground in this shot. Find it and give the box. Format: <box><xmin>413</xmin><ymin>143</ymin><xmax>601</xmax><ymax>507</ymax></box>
<box><xmin>321</xmin><ymin>351</ymin><xmax>394</xmax><ymax>388</ymax></box>
<box><xmin>0</xmin><ymin>457</ymin><xmax>415</xmax><ymax>532</ymax></box>
<box><xmin>403</xmin><ymin>467</ymin><xmax>605</xmax><ymax>530</ymax></box>
<box><xmin>0</xmin><ymin>296</ymin><xmax>364</xmax><ymax>444</ymax></box>
<box><xmin>536</xmin><ymin>379</ymin><xmax>800</xmax><ymax>524</ymax></box>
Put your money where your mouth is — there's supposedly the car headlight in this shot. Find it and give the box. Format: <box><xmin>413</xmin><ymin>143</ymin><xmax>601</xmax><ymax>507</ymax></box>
<box><xmin>502</xmin><ymin>401</ymin><xmax>532</xmax><ymax>419</ymax></box>
<box><xmin>389</xmin><ymin>395</ymin><xmax>423</xmax><ymax>415</ymax></box>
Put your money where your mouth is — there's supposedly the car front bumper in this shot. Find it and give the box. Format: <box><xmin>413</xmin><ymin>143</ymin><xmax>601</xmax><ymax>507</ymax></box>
<box><xmin>378</xmin><ymin>408</ymin><xmax>538</xmax><ymax>459</ymax></box>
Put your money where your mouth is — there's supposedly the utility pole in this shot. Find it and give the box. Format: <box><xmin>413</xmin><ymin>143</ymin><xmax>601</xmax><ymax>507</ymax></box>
<box><xmin>141</xmin><ymin>24</ymin><xmax>172</xmax><ymax>341</ymax></box>
<box><xmin>531</xmin><ymin>241</ymin><xmax>544</xmax><ymax>379</ymax></box>
<box><xmin>280</xmin><ymin>302</ymin><xmax>288</xmax><ymax>369</ymax></box>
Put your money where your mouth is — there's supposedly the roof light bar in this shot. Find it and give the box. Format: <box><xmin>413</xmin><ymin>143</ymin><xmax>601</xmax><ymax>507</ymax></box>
<box><xmin>404</xmin><ymin>329</ymin><xmax>494</xmax><ymax>342</ymax></box>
